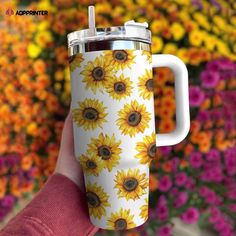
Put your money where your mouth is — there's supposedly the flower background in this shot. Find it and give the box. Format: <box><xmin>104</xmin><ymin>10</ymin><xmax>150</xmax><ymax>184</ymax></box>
<box><xmin>0</xmin><ymin>0</ymin><xmax>236</xmax><ymax>235</ymax></box>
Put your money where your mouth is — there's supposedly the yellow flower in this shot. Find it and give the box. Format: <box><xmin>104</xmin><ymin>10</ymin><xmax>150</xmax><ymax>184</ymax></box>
<box><xmin>86</xmin><ymin>182</ymin><xmax>111</xmax><ymax>219</ymax></box>
<box><xmin>116</xmin><ymin>100</ymin><xmax>151</xmax><ymax>137</ymax></box>
<box><xmin>163</xmin><ymin>43</ymin><xmax>178</xmax><ymax>54</ymax></box>
<box><xmin>38</xmin><ymin>21</ymin><xmax>49</xmax><ymax>31</ymax></box>
<box><xmin>203</xmin><ymin>35</ymin><xmax>217</xmax><ymax>51</ymax></box>
<box><xmin>138</xmin><ymin>69</ymin><xmax>154</xmax><ymax>100</ymax></box>
<box><xmin>193</xmin><ymin>12</ymin><xmax>210</xmax><ymax>30</ymax></box>
<box><xmin>69</xmin><ymin>54</ymin><xmax>84</xmax><ymax>72</ymax></box>
<box><xmin>27</xmin><ymin>43</ymin><xmax>42</xmax><ymax>58</ymax></box>
<box><xmin>114</xmin><ymin>168</ymin><xmax>149</xmax><ymax>200</ymax></box>
<box><xmin>170</xmin><ymin>22</ymin><xmax>185</xmax><ymax>41</ymax></box>
<box><xmin>175</xmin><ymin>0</ymin><xmax>190</xmax><ymax>5</ymax></box>
<box><xmin>189</xmin><ymin>30</ymin><xmax>204</xmax><ymax>47</ymax></box>
<box><xmin>213</xmin><ymin>16</ymin><xmax>226</xmax><ymax>30</ymax></box>
<box><xmin>72</xmin><ymin>99</ymin><xmax>107</xmax><ymax>130</ymax></box>
<box><xmin>87</xmin><ymin>133</ymin><xmax>122</xmax><ymax>172</ymax></box>
<box><xmin>81</xmin><ymin>56</ymin><xmax>113</xmax><ymax>93</ymax></box>
<box><xmin>27</xmin><ymin>122</ymin><xmax>38</xmax><ymax>136</ymax></box>
<box><xmin>152</xmin><ymin>36</ymin><xmax>163</xmax><ymax>53</ymax></box>
<box><xmin>103</xmin><ymin>50</ymin><xmax>136</xmax><ymax>70</ymax></box>
<box><xmin>107</xmin><ymin>208</ymin><xmax>136</xmax><ymax>230</ymax></box>
<box><xmin>35</xmin><ymin>30</ymin><xmax>53</xmax><ymax>48</ymax></box>
<box><xmin>135</xmin><ymin>132</ymin><xmax>156</xmax><ymax>165</ymax></box>
<box><xmin>151</xmin><ymin>20</ymin><xmax>163</xmax><ymax>34</ymax></box>
<box><xmin>142</xmin><ymin>50</ymin><xmax>152</xmax><ymax>64</ymax></box>
<box><xmin>177</xmin><ymin>48</ymin><xmax>189</xmax><ymax>64</ymax></box>
<box><xmin>139</xmin><ymin>198</ymin><xmax>148</xmax><ymax>221</ymax></box>
<box><xmin>105</xmin><ymin>74</ymin><xmax>133</xmax><ymax>100</ymax></box>
<box><xmin>216</xmin><ymin>40</ymin><xmax>230</xmax><ymax>57</ymax></box>
<box><xmin>79</xmin><ymin>154</ymin><xmax>104</xmax><ymax>176</ymax></box>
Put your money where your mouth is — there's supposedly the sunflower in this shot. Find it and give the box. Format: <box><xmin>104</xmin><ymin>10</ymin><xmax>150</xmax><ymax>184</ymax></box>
<box><xmin>142</xmin><ymin>50</ymin><xmax>152</xmax><ymax>64</ymax></box>
<box><xmin>139</xmin><ymin>198</ymin><xmax>148</xmax><ymax>221</ymax></box>
<box><xmin>138</xmin><ymin>69</ymin><xmax>154</xmax><ymax>100</ymax></box>
<box><xmin>135</xmin><ymin>132</ymin><xmax>156</xmax><ymax>165</ymax></box>
<box><xmin>80</xmin><ymin>56</ymin><xmax>113</xmax><ymax>93</ymax></box>
<box><xmin>72</xmin><ymin>98</ymin><xmax>107</xmax><ymax>130</ymax></box>
<box><xmin>104</xmin><ymin>50</ymin><xmax>136</xmax><ymax>70</ymax></box>
<box><xmin>114</xmin><ymin>168</ymin><xmax>149</xmax><ymax>200</ymax></box>
<box><xmin>105</xmin><ymin>74</ymin><xmax>133</xmax><ymax>100</ymax></box>
<box><xmin>107</xmin><ymin>208</ymin><xmax>136</xmax><ymax>230</ymax></box>
<box><xmin>79</xmin><ymin>154</ymin><xmax>104</xmax><ymax>176</ymax></box>
<box><xmin>87</xmin><ymin>133</ymin><xmax>122</xmax><ymax>172</ymax></box>
<box><xmin>116</xmin><ymin>100</ymin><xmax>151</xmax><ymax>137</ymax></box>
<box><xmin>69</xmin><ymin>53</ymin><xmax>84</xmax><ymax>72</ymax></box>
<box><xmin>86</xmin><ymin>182</ymin><xmax>111</xmax><ymax>219</ymax></box>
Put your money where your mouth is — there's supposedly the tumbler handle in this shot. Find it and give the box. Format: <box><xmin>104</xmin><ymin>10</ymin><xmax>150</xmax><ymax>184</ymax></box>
<box><xmin>152</xmin><ymin>54</ymin><xmax>190</xmax><ymax>147</ymax></box>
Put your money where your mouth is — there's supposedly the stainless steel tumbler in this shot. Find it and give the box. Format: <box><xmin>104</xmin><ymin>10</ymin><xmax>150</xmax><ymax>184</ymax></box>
<box><xmin>67</xmin><ymin>7</ymin><xmax>190</xmax><ymax>230</ymax></box>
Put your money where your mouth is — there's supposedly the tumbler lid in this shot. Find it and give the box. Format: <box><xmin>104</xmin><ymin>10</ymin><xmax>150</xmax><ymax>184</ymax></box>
<box><xmin>67</xmin><ymin>6</ymin><xmax>151</xmax><ymax>47</ymax></box>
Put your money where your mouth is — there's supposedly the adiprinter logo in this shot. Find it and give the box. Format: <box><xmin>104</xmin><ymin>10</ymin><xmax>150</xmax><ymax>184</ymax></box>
<box><xmin>5</xmin><ymin>8</ymin><xmax>48</xmax><ymax>16</ymax></box>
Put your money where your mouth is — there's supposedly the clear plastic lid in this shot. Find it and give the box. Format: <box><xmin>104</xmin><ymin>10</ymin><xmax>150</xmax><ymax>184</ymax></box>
<box><xmin>67</xmin><ymin>6</ymin><xmax>151</xmax><ymax>48</ymax></box>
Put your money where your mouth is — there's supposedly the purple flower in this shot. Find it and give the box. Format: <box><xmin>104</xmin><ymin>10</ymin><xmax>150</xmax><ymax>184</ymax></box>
<box><xmin>1</xmin><ymin>195</ymin><xmax>15</xmax><ymax>208</ymax></box>
<box><xmin>174</xmin><ymin>192</ymin><xmax>188</xmax><ymax>208</ymax></box>
<box><xmin>189</xmin><ymin>152</ymin><xmax>202</xmax><ymax>169</ymax></box>
<box><xmin>159</xmin><ymin>176</ymin><xmax>172</xmax><ymax>192</ymax></box>
<box><xmin>175</xmin><ymin>172</ymin><xmax>187</xmax><ymax>187</ymax></box>
<box><xmin>159</xmin><ymin>146</ymin><xmax>172</xmax><ymax>156</ymax></box>
<box><xmin>197</xmin><ymin>110</ymin><xmax>210</xmax><ymax>123</ymax></box>
<box><xmin>157</xmin><ymin>224</ymin><xmax>173</xmax><ymax>236</ymax></box>
<box><xmin>181</xmin><ymin>207</ymin><xmax>200</xmax><ymax>224</ymax></box>
<box><xmin>200</xmin><ymin>70</ymin><xmax>220</xmax><ymax>88</ymax></box>
<box><xmin>189</xmin><ymin>86</ymin><xmax>205</xmax><ymax>106</ymax></box>
<box><xmin>157</xmin><ymin>204</ymin><xmax>169</xmax><ymax>222</ymax></box>
<box><xmin>205</xmin><ymin>149</ymin><xmax>221</xmax><ymax>162</ymax></box>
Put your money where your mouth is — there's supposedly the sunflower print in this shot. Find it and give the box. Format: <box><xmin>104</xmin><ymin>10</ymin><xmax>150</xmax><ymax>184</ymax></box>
<box><xmin>114</xmin><ymin>168</ymin><xmax>149</xmax><ymax>200</ymax></box>
<box><xmin>138</xmin><ymin>69</ymin><xmax>154</xmax><ymax>100</ymax></box>
<box><xmin>69</xmin><ymin>53</ymin><xmax>84</xmax><ymax>72</ymax></box>
<box><xmin>139</xmin><ymin>198</ymin><xmax>148</xmax><ymax>221</ymax></box>
<box><xmin>135</xmin><ymin>132</ymin><xmax>156</xmax><ymax>165</ymax></box>
<box><xmin>87</xmin><ymin>133</ymin><xmax>122</xmax><ymax>172</ymax></box>
<box><xmin>104</xmin><ymin>50</ymin><xmax>136</xmax><ymax>70</ymax></box>
<box><xmin>72</xmin><ymin>98</ymin><xmax>107</xmax><ymax>130</ymax></box>
<box><xmin>116</xmin><ymin>100</ymin><xmax>151</xmax><ymax>137</ymax></box>
<box><xmin>86</xmin><ymin>182</ymin><xmax>111</xmax><ymax>219</ymax></box>
<box><xmin>79</xmin><ymin>154</ymin><xmax>104</xmax><ymax>176</ymax></box>
<box><xmin>105</xmin><ymin>74</ymin><xmax>133</xmax><ymax>100</ymax></box>
<box><xmin>80</xmin><ymin>56</ymin><xmax>113</xmax><ymax>93</ymax></box>
<box><xmin>142</xmin><ymin>50</ymin><xmax>152</xmax><ymax>64</ymax></box>
<box><xmin>107</xmin><ymin>208</ymin><xmax>136</xmax><ymax>230</ymax></box>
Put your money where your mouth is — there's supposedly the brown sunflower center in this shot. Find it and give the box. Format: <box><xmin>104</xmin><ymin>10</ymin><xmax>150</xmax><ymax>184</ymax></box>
<box><xmin>92</xmin><ymin>67</ymin><xmax>105</xmax><ymax>81</ymax></box>
<box><xmin>83</xmin><ymin>107</ymin><xmax>99</xmax><ymax>121</ymax></box>
<box><xmin>98</xmin><ymin>145</ymin><xmax>112</xmax><ymax>160</ymax></box>
<box><xmin>114</xmin><ymin>218</ymin><xmax>127</xmax><ymax>230</ymax></box>
<box><xmin>127</xmin><ymin>111</ymin><xmax>141</xmax><ymax>126</ymax></box>
<box><xmin>86</xmin><ymin>160</ymin><xmax>97</xmax><ymax>169</ymax></box>
<box><xmin>123</xmin><ymin>177</ymin><xmax>138</xmax><ymax>192</ymax></box>
<box><xmin>86</xmin><ymin>191</ymin><xmax>101</xmax><ymax>208</ymax></box>
<box><xmin>114</xmin><ymin>82</ymin><xmax>126</xmax><ymax>94</ymax></box>
<box><xmin>145</xmin><ymin>79</ymin><xmax>154</xmax><ymax>91</ymax></box>
<box><xmin>113</xmin><ymin>50</ymin><xmax>128</xmax><ymax>62</ymax></box>
<box><xmin>147</xmin><ymin>142</ymin><xmax>156</xmax><ymax>158</ymax></box>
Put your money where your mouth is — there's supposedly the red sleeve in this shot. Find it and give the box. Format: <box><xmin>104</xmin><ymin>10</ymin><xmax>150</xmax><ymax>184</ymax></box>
<box><xmin>0</xmin><ymin>173</ymin><xmax>98</xmax><ymax>236</ymax></box>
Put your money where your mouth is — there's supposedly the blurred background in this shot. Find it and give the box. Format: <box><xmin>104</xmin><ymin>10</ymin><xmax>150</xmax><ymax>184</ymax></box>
<box><xmin>0</xmin><ymin>0</ymin><xmax>236</xmax><ymax>235</ymax></box>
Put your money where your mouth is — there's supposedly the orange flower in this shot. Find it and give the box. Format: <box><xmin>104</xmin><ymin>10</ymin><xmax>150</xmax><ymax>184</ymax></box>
<box><xmin>199</xmin><ymin>140</ymin><xmax>211</xmax><ymax>153</ymax></box>
<box><xmin>33</xmin><ymin>59</ymin><xmax>46</xmax><ymax>74</ymax></box>
<box><xmin>180</xmin><ymin>159</ymin><xmax>189</xmax><ymax>169</ymax></box>
<box><xmin>149</xmin><ymin>173</ymin><xmax>159</xmax><ymax>191</ymax></box>
<box><xmin>162</xmin><ymin>161</ymin><xmax>172</xmax><ymax>173</ymax></box>
<box><xmin>190</xmin><ymin>120</ymin><xmax>201</xmax><ymax>133</ymax></box>
<box><xmin>159</xmin><ymin>119</ymin><xmax>175</xmax><ymax>133</ymax></box>
<box><xmin>200</xmin><ymin>98</ymin><xmax>211</xmax><ymax>110</ymax></box>
<box><xmin>0</xmin><ymin>185</ymin><xmax>6</xmax><ymax>198</ymax></box>
<box><xmin>27</xmin><ymin>122</ymin><xmax>38</xmax><ymax>137</ymax></box>
<box><xmin>125</xmin><ymin>232</ymin><xmax>140</xmax><ymax>236</ymax></box>
<box><xmin>184</xmin><ymin>143</ymin><xmax>194</xmax><ymax>155</ymax></box>
<box><xmin>21</xmin><ymin>155</ymin><xmax>33</xmax><ymax>171</ymax></box>
<box><xmin>159</xmin><ymin>106</ymin><xmax>175</xmax><ymax>118</ymax></box>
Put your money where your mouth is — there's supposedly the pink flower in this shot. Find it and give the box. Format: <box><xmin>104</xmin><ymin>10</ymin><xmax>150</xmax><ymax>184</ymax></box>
<box><xmin>189</xmin><ymin>152</ymin><xmax>202</xmax><ymax>169</ymax></box>
<box><xmin>189</xmin><ymin>86</ymin><xmax>205</xmax><ymax>106</ymax></box>
<box><xmin>205</xmin><ymin>149</ymin><xmax>221</xmax><ymax>162</ymax></box>
<box><xmin>181</xmin><ymin>207</ymin><xmax>200</xmax><ymax>224</ymax></box>
<box><xmin>157</xmin><ymin>205</ymin><xmax>169</xmax><ymax>222</ymax></box>
<box><xmin>159</xmin><ymin>176</ymin><xmax>172</xmax><ymax>192</ymax></box>
<box><xmin>1</xmin><ymin>195</ymin><xmax>15</xmax><ymax>208</ymax></box>
<box><xmin>200</xmin><ymin>70</ymin><xmax>220</xmax><ymax>88</ymax></box>
<box><xmin>175</xmin><ymin>172</ymin><xmax>187</xmax><ymax>187</ymax></box>
<box><xmin>157</xmin><ymin>224</ymin><xmax>173</xmax><ymax>236</ymax></box>
<box><xmin>174</xmin><ymin>192</ymin><xmax>188</xmax><ymax>208</ymax></box>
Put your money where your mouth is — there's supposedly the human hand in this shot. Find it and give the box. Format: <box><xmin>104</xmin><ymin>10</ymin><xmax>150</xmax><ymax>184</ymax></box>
<box><xmin>54</xmin><ymin>110</ymin><xmax>85</xmax><ymax>192</ymax></box>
